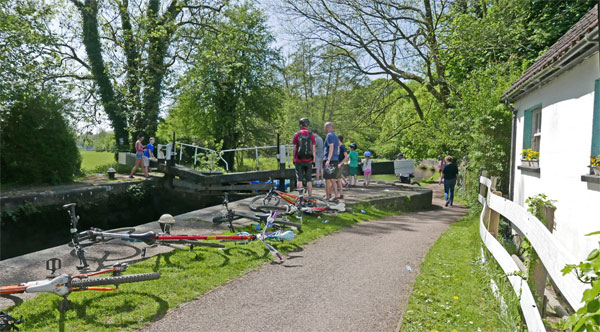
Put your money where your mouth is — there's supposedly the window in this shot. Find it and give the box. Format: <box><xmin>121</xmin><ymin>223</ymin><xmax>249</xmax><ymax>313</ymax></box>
<box><xmin>532</xmin><ymin>108</ymin><xmax>542</xmax><ymax>152</ymax></box>
<box><xmin>523</xmin><ymin>104</ymin><xmax>542</xmax><ymax>152</ymax></box>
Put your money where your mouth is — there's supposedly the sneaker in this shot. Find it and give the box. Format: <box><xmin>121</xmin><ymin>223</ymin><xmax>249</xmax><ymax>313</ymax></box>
<box><xmin>129</xmin><ymin>176</ymin><xmax>134</xmax><ymax>179</ymax></box>
<box><xmin>445</xmin><ymin>201</ymin><xmax>449</xmax><ymax>207</ymax></box>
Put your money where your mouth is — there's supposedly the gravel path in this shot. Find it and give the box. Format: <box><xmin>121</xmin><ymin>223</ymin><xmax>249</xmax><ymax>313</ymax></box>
<box><xmin>139</xmin><ymin>185</ymin><xmax>467</xmax><ymax>332</ymax></box>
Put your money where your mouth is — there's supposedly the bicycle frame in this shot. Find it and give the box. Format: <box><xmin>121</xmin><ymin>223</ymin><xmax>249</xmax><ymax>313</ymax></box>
<box><xmin>215</xmin><ymin>193</ymin><xmax>300</xmax><ymax>232</ymax></box>
<box><xmin>0</xmin><ymin>260</ymin><xmax>160</xmax><ymax>312</ymax></box>
<box><xmin>65</xmin><ymin>203</ymin><xmax>295</xmax><ymax>267</ymax></box>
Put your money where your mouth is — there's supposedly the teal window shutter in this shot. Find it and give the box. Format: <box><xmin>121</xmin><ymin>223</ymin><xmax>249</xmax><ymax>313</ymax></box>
<box><xmin>592</xmin><ymin>79</ymin><xmax>600</xmax><ymax>156</ymax></box>
<box><xmin>523</xmin><ymin>108</ymin><xmax>533</xmax><ymax>150</ymax></box>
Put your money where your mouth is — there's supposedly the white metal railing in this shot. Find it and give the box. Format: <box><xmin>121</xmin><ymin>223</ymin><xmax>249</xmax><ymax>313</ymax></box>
<box><xmin>159</xmin><ymin>142</ymin><xmax>294</xmax><ymax>172</ymax></box>
<box><xmin>478</xmin><ymin>176</ymin><xmax>587</xmax><ymax>332</ymax></box>
<box><xmin>218</xmin><ymin>145</ymin><xmax>293</xmax><ymax>171</ymax></box>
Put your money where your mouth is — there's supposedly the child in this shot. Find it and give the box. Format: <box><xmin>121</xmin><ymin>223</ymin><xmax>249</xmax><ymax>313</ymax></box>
<box><xmin>361</xmin><ymin>151</ymin><xmax>372</xmax><ymax>187</ymax></box>
<box><xmin>348</xmin><ymin>143</ymin><xmax>359</xmax><ymax>186</ymax></box>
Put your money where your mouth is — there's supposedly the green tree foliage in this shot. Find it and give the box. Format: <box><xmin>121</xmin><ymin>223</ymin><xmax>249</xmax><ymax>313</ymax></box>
<box><xmin>162</xmin><ymin>3</ymin><xmax>281</xmax><ymax>169</ymax></box>
<box><xmin>0</xmin><ymin>92</ymin><xmax>81</xmax><ymax>185</ymax></box>
<box><xmin>68</xmin><ymin>0</ymin><xmax>224</xmax><ymax>149</ymax></box>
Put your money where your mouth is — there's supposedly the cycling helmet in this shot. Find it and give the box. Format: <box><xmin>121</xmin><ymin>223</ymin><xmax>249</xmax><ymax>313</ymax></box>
<box><xmin>349</xmin><ymin>143</ymin><xmax>357</xmax><ymax>149</ymax></box>
<box><xmin>299</xmin><ymin>118</ymin><xmax>310</xmax><ymax>127</ymax></box>
<box><xmin>364</xmin><ymin>151</ymin><xmax>371</xmax><ymax>157</ymax></box>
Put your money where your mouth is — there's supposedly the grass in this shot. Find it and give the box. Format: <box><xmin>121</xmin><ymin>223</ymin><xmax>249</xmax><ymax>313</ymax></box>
<box><xmin>80</xmin><ymin>151</ymin><xmax>116</xmax><ymax>172</ymax></box>
<box><xmin>5</xmin><ymin>202</ymin><xmax>396</xmax><ymax>332</ymax></box>
<box><xmin>400</xmin><ymin>210</ymin><xmax>523</xmax><ymax>332</ymax></box>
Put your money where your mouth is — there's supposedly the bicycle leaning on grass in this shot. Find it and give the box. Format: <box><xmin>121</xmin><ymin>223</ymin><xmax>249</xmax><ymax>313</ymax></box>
<box><xmin>65</xmin><ymin>203</ymin><xmax>225</xmax><ymax>270</ymax></box>
<box><xmin>66</xmin><ymin>203</ymin><xmax>296</xmax><ymax>267</ymax></box>
<box><xmin>248</xmin><ymin>179</ymin><xmax>334</xmax><ymax>212</ymax></box>
<box><xmin>212</xmin><ymin>193</ymin><xmax>302</xmax><ymax>232</ymax></box>
<box><xmin>0</xmin><ymin>258</ymin><xmax>160</xmax><ymax>313</ymax></box>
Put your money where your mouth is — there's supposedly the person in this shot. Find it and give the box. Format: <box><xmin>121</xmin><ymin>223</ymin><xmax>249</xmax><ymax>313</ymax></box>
<box><xmin>440</xmin><ymin>155</ymin><xmax>459</xmax><ymax>207</ymax></box>
<box><xmin>293</xmin><ymin>118</ymin><xmax>316</xmax><ymax>195</ymax></box>
<box><xmin>348</xmin><ymin>143</ymin><xmax>359</xmax><ymax>186</ymax></box>
<box><xmin>323</xmin><ymin>122</ymin><xmax>339</xmax><ymax>200</ymax></box>
<box><xmin>313</xmin><ymin>129</ymin><xmax>325</xmax><ymax>187</ymax></box>
<box><xmin>143</xmin><ymin>137</ymin><xmax>156</xmax><ymax>179</ymax></box>
<box><xmin>397</xmin><ymin>153</ymin><xmax>410</xmax><ymax>184</ymax></box>
<box><xmin>336</xmin><ymin>135</ymin><xmax>349</xmax><ymax>198</ymax></box>
<box><xmin>361</xmin><ymin>151</ymin><xmax>372</xmax><ymax>187</ymax></box>
<box><xmin>437</xmin><ymin>153</ymin><xmax>445</xmax><ymax>184</ymax></box>
<box><xmin>129</xmin><ymin>134</ymin><xmax>145</xmax><ymax>178</ymax></box>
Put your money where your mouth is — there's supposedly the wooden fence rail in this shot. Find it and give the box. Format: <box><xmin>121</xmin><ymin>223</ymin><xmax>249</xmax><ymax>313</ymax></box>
<box><xmin>478</xmin><ymin>176</ymin><xmax>587</xmax><ymax>332</ymax></box>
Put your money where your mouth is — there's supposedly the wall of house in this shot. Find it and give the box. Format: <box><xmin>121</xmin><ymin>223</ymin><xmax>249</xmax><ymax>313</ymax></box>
<box><xmin>513</xmin><ymin>52</ymin><xmax>600</xmax><ymax>260</ymax></box>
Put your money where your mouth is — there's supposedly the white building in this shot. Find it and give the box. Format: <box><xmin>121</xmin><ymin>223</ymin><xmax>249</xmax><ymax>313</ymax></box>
<box><xmin>502</xmin><ymin>5</ymin><xmax>600</xmax><ymax>260</ymax></box>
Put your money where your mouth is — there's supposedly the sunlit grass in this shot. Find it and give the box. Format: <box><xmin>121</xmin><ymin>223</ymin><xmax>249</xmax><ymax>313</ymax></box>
<box><xmin>400</xmin><ymin>211</ymin><xmax>522</xmax><ymax>332</ymax></box>
<box><xmin>6</xmin><ymin>203</ymin><xmax>395</xmax><ymax>331</ymax></box>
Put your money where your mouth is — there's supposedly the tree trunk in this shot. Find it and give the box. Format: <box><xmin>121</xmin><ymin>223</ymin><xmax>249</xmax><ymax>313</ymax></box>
<box><xmin>74</xmin><ymin>0</ymin><xmax>129</xmax><ymax>150</ymax></box>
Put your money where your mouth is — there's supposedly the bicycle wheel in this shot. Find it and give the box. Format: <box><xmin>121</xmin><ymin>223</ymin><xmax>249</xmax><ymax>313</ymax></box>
<box><xmin>249</xmin><ymin>195</ymin><xmax>281</xmax><ymax>211</ymax></box>
<box><xmin>71</xmin><ymin>272</ymin><xmax>160</xmax><ymax>288</ymax></box>
<box><xmin>69</xmin><ymin>227</ymin><xmax>137</xmax><ymax>247</ymax></box>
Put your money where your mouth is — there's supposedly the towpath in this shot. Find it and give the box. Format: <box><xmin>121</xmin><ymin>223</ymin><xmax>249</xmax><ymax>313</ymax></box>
<box><xmin>139</xmin><ymin>184</ymin><xmax>467</xmax><ymax>332</ymax></box>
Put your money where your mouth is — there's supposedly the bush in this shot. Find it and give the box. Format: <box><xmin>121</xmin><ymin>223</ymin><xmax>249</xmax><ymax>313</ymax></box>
<box><xmin>0</xmin><ymin>93</ymin><xmax>81</xmax><ymax>185</ymax></box>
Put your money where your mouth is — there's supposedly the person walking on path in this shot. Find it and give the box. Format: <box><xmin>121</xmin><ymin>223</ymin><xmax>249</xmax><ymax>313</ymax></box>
<box><xmin>440</xmin><ymin>155</ymin><xmax>459</xmax><ymax>207</ymax></box>
<box><xmin>313</xmin><ymin>129</ymin><xmax>325</xmax><ymax>187</ymax></box>
<box><xmin>348</xmin><ymin>143</ymin><xmax>359</xmax><ymax>186</ymax></box>
<box><xmin>361</xmin><ymin>151</ymin><xmax>373</xmax><ymax>187</ymax></box>
<box><xmin>437</xmin><ymin>153</ymin><xmax>445</xmax><ymax>184</ymax></box>
<box><xmin>336</xmin><ymin>135</ymin><xmax>349</xmax><ymax>198</ymax></box>
<box><xmin>129</xmin><ymin>134</ymin><xmax>145</xmax><ymax>178</ymax></box>
<box><xmin>293</xmin><ymin>118</ymin><xmax>316</xmax><ymax>196</ymax></box>
<box><xmin>143</xmin><ymin>137</ymin><xmax>156</xmax><ymax>179</ymax></box>
<box><xmin>323</xmin><ymin>122</ymin><xmax>339</xmax><ymax>200</ymax></box>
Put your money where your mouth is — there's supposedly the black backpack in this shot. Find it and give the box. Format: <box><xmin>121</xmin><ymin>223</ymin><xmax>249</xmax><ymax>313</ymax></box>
<box><xmin>297</xmin><ymin>132</ymin><xmax>313</xmax><ymax>159</ymax></box>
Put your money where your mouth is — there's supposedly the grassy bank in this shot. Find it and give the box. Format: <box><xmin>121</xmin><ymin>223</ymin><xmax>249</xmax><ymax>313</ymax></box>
<box><xmin>80</xmin><ymin>151</ymin><xmax>115</xmax><ymax>172</ymax></box>
<box><xmin>400</xmin><ymin>210</ymin><xmax>522</xmax><ymax>332</ymax></box>
<box><xmin>6</xmin><ymin>203</ymin><xmax>396</xmax><ymax>332</ymax></box>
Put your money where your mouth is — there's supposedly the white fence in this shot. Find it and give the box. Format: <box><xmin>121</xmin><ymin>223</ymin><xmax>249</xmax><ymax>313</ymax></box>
<box><xmin>478</xmin><ymin>176</ymin><xmax>587</xmax><ymax>332</ymax></box>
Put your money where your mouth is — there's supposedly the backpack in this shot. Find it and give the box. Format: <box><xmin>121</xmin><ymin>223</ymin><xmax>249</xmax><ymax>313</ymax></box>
<box><xmin>297</xmin><ymin>131</ymin><xmax>313</xmax><ymax>160</ymax></box>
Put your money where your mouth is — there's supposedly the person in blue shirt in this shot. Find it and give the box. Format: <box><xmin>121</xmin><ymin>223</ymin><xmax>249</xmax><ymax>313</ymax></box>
<box><xmin>323</xmin><ymin>122</ymin><xmax>339</xmax><ymax>200</ymax></box>
<box><xmin>143</xmin><ymin>137</ymin><xmax>155</xmax><ymax>179</ymax></box>
<box><xmin>440</xmin><ymin>155</ymin><xmax>459</xmax><ymax>207</ymax></box>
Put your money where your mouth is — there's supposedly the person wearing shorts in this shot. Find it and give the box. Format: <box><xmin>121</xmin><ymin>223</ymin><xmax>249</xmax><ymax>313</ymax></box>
<box><xmin>143</xmin><ymin>137</ymin><xmax>155</xmax><ymax>179</ymax></box>
<box><xmin>129</xmin><ymin>134</ymin><xmax>145</xmax><ymax>178</ymax></box>
<box><xmin>293</xmin><ymin>118</ymin><xmax>316</xmax><ymax>196</ymax></box>
<box><xmin>323</xmin><ymin>122</ymin><xmax>340</xmax><ymax>200</ymax></box>
<box><xmin>313</xmin><ymin>129</ymin><xmax>324</xmax><ymax>187</ymax></box>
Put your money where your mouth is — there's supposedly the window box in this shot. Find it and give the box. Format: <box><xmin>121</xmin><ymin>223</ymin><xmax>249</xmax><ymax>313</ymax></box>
<box><xmin>521</xmin><ymin>159</ymin><xmax>539</xmax><ymax>168</ymax></box>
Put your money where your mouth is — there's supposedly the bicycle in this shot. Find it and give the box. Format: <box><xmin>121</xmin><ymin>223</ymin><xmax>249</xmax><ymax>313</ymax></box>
<box><xmin>249</xmin><ymin>179</ymin><xmax>333</xmax><ymax>212</ymax></box>
<box><xmin>212</xmin><ymin>193</ymin><xmax>302</xmax><ymax>232</ymax></box>
<box><xmin>66</xmin><ymin>204</ymin><xmax>295</xmax><ymax>267</ymax></box>
<box><xmin>251</xmin><ymin>187</ymin><xmax>346</xmax><ymax>216</ymax></box>
<box><xmin>0</xmin><ymin>258</ymin><xmax>160</xmax><ymax>313</ymax></box>
<box><xmin>65</xmin><ymin>203</ymin><xmax>225</xmax><ymax>269</ymax></box>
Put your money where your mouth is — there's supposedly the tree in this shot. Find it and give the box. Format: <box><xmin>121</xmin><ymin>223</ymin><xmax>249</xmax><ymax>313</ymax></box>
<box><xmin>282</xmin><ymin>0</ymin><xmax>453</xmax><ymax>121</ymax></box>
<box><xmin>0</xmin><ymin>92</ymin><xmax>81</xmax><ymax>185</ymax></box>
<box><xmin>167</xmin><ymin>3</ymin><xmax>281</xmax><ymax>169</ymax></box>
<box><xmin>67</xmin><ymin>0</ymin><xmax>225</xmax><ymax>149</ymax></box>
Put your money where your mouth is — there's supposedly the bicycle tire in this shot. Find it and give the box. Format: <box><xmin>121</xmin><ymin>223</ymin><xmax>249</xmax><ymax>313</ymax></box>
<box><xmin>70</xmin><ymin>227</ymin><xmax>137</xmax><ymax>247</ymax></box>
<box><xmin>249</xmin><ymin>195</ymin><xmax>281</xmax><ymax>211</ymax></box>
<box><xmin>71</xmin><ymin>272</ymin><xmax>160</xmax><ymax>288</ymax></box>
